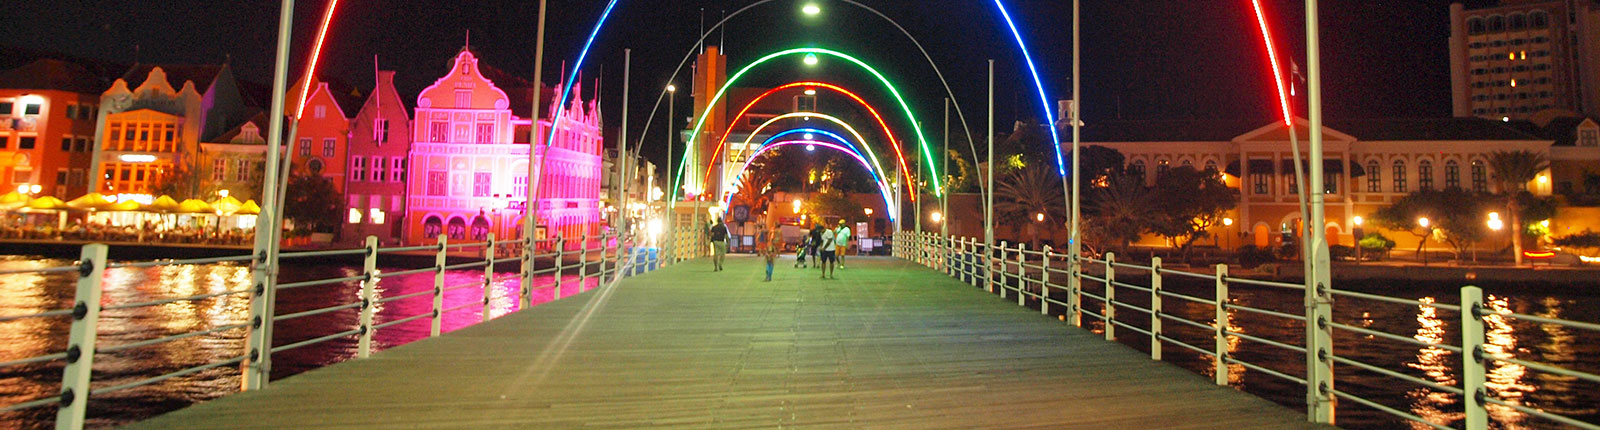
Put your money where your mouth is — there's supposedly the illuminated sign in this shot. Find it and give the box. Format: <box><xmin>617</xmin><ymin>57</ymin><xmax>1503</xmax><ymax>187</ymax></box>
<box><xmin>118</xmin><ymin>154</ymin><xmax>158</xmax><ymax>163</ymax></box>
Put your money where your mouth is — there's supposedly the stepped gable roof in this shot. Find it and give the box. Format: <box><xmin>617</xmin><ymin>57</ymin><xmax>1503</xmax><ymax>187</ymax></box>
<box><xmin>208</xmin><ymin>111</ymin><xmax>270</xmax><ymax>144</ymax></box>
<box><xmin>121</xmin><ymin>63</ymin><xmax>226</xmax><ymax>91</ymax></box>
<box><xmin>0</xmin><ymin>58</ymin><xmax>121</xmax><ymax>94</ymax></box>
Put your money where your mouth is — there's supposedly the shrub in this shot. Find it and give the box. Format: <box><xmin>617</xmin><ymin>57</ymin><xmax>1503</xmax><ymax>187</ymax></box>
<box><xmin>1237</xmin><ymin>245</ymin><xmax>1277</xmax><ymax>268</ymax></box>
<box><xmin>1359</xmin><ymin>232</ymin><xmax>1396</xmax><ymax>260</ymax></box>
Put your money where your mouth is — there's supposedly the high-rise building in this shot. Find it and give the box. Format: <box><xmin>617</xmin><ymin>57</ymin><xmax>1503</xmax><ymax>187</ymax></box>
<box><xmin>1449</xmin><ymin>0</ymin><xmax>1600</xmax><ymax>120</ymax></box>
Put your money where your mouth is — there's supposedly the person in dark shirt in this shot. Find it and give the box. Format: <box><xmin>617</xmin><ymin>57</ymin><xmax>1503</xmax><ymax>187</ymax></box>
<box><xmin>807</xmin><ymin>224</ymin><xmax>825</xmax><ymax>270</ymax></box>
<box><xmin>709</xmin><ymin>218</ymin><xmax>729</xmax><ymax>271</ymax></box>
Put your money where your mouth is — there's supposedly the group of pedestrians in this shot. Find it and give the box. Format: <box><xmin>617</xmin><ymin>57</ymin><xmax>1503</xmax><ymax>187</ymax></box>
<box><xmin>709</xmin><ymin>218</ymin><xmax>853</xmax><ymax>281</ymax></box>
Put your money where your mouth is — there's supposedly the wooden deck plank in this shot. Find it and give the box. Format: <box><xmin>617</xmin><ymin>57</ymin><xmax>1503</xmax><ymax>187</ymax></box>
<box><xmin>125</xmin><ymin>255</ymin><xmax>1335</xmax><ymax>429</ymax></box>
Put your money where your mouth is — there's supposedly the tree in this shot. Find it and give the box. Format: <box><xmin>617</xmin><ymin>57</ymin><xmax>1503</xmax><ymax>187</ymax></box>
<box><xmin>1148</xmin><ymin>166</ymin><xmax>1238</xmax><ymax>261</ymax></box>
<box><xmin>151</xmin><ymin>164</ymin><xmax>203</xmax><ymax>199</ymax></box>
<box><xmin>1084</xmin><ymin>173</ymin><xmax>1157</xmax><ymax>253</ymax></box>
<box><xmin>1487</xmin><ymin>150</ymin><xmax>1548</xmax><ymax>265</ymax></box>
<box><xmin>1371</xmin><ymin>188</ymin><xmax>1495</xmax><ymax>261</ymax></box>
<box><xmin>730</xmin><ymin>162</ymin><xmax>777</xmax><ymax>224</ymax></box>
<box><xmin>1552</xmin><ymin>230</ymin><xmax>1600</xmax><ymax>259</ymax></box>
<box><xmin>282</xmin><ymin>173</ymin><xmax>343</xmax><ymax>235</ymax></box>
<box><xmin>995</xmin><ymin>163</ymin><xmax>1066</xmax><ymax>249</ymax></box>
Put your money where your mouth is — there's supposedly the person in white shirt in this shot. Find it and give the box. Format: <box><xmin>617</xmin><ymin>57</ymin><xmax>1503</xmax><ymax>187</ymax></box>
<box><xmin>833</xmin><ymin>220</ymin><xmax>852</xmax><ymax>269</ymax></box>
<box><xmin>818</xmin><ymin>226</ymin><xmax>837</xmax><ymax>280</ymax></box>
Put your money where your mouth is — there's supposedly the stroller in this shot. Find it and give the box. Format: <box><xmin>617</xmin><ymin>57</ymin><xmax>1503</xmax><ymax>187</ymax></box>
<box><xmin>794</xmin><ymin>236</ymin><xmax>811</xmax><ymax>268</ymax></box>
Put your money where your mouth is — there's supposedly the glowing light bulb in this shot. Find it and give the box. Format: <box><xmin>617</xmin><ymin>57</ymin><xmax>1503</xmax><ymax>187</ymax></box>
<box><xmin>802</xmin><ymin>4</ymin><xmax>820</xmax><ymax>15</ymax></box>
<box><xmin>803</xmin><ymin>53</ymin><xmax>819</xmax><ymax>66</ymax></box>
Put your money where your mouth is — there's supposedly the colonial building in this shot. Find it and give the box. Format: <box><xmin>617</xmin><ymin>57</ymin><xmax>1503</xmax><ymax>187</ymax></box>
<box><xmin>0</xmin><ymin>59</ymin><xmax>109</xmax><ymax>199</ymax></box>
<box><xmin>343</xmin><ymin>70</ymin><xmax>412</xmax><ymax>244</ymax></box>
<box><xmin>91</xmin><ymin>64</ymin><xmax>249</xmax><ymax>200</ymax></box>
<box><xmin>199</xmin><ymin>112</ymin><xmax>269</xmax><ymax>202</ymax></box>
<box><xmin>287</xmin><ymin>80</ymin><xmax>359</xmax><ymax>192</ymax></box>
<box><xmin>403</xmin><ymin>48</ymin><xmax>603</xmax><ymax>244</ymax></box>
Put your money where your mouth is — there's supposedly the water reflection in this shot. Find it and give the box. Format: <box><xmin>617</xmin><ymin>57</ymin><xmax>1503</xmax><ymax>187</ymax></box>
<box><xmin>1407</xmin><ymin>297</ymin><xmax>1459</xmax><ymax>429</ymax></box>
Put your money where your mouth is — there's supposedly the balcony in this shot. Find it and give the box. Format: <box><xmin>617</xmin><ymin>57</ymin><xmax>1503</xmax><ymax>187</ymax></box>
<box><xmin>0</xmin><ymin>117</ymin><xmax>38</xmax><ymax>132</ymax></box>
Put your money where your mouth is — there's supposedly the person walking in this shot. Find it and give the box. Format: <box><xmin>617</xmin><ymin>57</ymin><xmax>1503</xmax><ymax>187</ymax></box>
<box><xmin>833</xmin><ymin>219</ymin><xmax>852</xmax><ymax>269</ymax></box>
<box><xmin>709</xmin><ymin>217</ymin><xmax>729</xmax><ymax>271</ymax></box>
<box><xmin>819</xmin><ymin>224</ymin><xmax>837</xmax><ymax>280</ymax></box>
<box><xmin>794</xmin><ymin>233</ymin><xmax>810</xmax><ymax>268</ymax></box>
<box><xmin>808</xmin><ymin>223</ymin><xmax>825</xmax><ymax>270</ymax></box>
<box><xmin>760</xmin><ymin>225</ymin><xmax>781</xmax><ymax>281</ymax></box>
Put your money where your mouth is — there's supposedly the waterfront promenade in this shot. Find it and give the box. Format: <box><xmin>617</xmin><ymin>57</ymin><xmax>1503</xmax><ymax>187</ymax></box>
<box><xmin>127</xmin><ymin>255</ymin><xmax>1332</xmax><ymax>429</ymax></box>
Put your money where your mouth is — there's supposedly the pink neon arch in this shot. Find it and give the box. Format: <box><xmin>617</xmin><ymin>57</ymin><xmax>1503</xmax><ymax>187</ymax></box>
<box><xmin>723</xmin><ymin>140</ymin><xmax>896</xmax><ymax>221</ymax></box>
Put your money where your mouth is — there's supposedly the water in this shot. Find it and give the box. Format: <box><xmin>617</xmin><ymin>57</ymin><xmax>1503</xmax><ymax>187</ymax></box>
<box><xmin>0</xmin><ymin>255</ymin><xmax>589</xmax><ymax>429</ymax></box>
<box><xmin>1063</xmin><ymin>275</ymin><xmax>1600</xmax><ymax>430</ymax></box>
<box><xmin>0</xmin><ymin>256</ymin><xmax>1595</xmax><ymax>429</ymax></box>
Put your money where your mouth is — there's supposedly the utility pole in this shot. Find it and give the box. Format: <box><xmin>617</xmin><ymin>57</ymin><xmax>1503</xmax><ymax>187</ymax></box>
<box><xmin>1304</xmin><ymin>0</ymin><xmax>1335</xmax><ymax>423</ymax></box>
<box><xmin>985</xmin><ymin>59</ymin><xmax>995</xmax><ymax>258</ymax></box>
<box><xmin>245</xmin><ymin>0</ymin><xmax>296</xmax><ymax>391</ymax></box>
<box><xmin>617</xmin><ymin>49</ymin><xmax>630</xmax><ymax>237</ymax></box>
<box><xmin>1067</xmin><ymin>0</ymin><xmax>1083</xmax><ymax>327</ymax></box>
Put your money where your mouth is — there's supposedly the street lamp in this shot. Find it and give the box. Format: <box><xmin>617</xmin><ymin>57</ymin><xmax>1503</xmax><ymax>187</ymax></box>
<box><xmin>1418</xmin><ymin>217</ymin><xmax>1431</xmax><ymax>265</ymax></box>
<box><xmin>1351</xmin><ymin>216</ymin><xmax>1365</xmax><ymax>263</ymax></box>
<box><xmin>1035</xmin><ymin>212</ymin><xmax>1045</xmax><ymax>222</ymax></box>
<box><xmin>792</xmin><ymin>199</ymin><xmax>802</xmax><ymax>214</ymax></box>
<box><xmin>219</xmin><ymin>189</ymin><xmax>230</xmax><ymax>199</ymax></box>
<box><xmin>1487</xmin><ymin>212</ymin><xmax>1504</xmax><ymax>231</ymax></box>
<box><xmin>930</xmin><ymin>211</ymin><xmax>943</xmax><ymax>224</ymax></box>
<box><xmin>804</xmin><ymin>89</ymin><xmax>817</xmax><ymax>96</ymax></box>
<box><xmin>1223</xmin><ymin>217</ymin><xmax>1234</xmax><ymax>249</ymax></box>
<box><xmin>803</xmin><ymin>53</ymin><xmax>819</xmax><ymax>66</ymax></box>
<box><xmin>864</xmin><ymin>207</ymin><xmax>874</xmax><ymax>216</ymax></box>
<box><xmin>802</xmin><ymin>4</ymin><xmax>820</xmax><ymax>15</ymax></box>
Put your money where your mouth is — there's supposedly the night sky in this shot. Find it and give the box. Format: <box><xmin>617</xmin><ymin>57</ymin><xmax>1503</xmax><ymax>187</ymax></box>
<box><xmin>6</xmin><ymin>0</ymin><xmax>1497</xmax><ymax>170</ymax></box>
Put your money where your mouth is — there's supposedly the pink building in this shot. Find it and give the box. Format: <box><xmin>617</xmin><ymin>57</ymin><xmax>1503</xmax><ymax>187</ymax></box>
<box><xmin>343</xmin><ymin>71</ymin><xmax>412</xmax><ymax>244</ymax></box>
<box><xmin>404</xmin><ymin>48</ymin><xmax>602</xmax><ymax>244</ymax></box>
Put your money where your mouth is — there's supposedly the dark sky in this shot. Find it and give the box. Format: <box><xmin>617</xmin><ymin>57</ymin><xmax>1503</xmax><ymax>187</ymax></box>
<box><xmin>5</xmin><ymin>0</ymin><xmax>1498</xmax><ymax>170</ymax></box>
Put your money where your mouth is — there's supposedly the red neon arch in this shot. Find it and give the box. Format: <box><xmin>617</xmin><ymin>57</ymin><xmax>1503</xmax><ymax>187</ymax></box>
<box><xmin>700</xmin><ymin>81</ymin><xmax>915</xmax><ymax>200</ymax></box>
<box><xmin>293</xmin><ymin>0</ymin><xmax>341</xmax><ymax>120</ymax></box>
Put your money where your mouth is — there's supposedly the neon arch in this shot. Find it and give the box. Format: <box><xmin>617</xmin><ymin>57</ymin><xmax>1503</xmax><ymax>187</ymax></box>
<box><xmin>723</xmin><ymin>140</ymin><xmax>896</xmax><ymax>222</ymax></box>
<box><xmin>732</xmin><ymin>128</ymin><xmax>889</xmax><ymax>193</ymax></box>
<box><xmin>992</xmin><ymin>0</ymin><xmax>1065</xmax><ymax>177</ymax></box>
<box><xmin>707</xmin><ymin>112</ymin><xmax>892</xmax><ymax>198</ymax></box>
<box><xmin>674</xmin><ymin>47</ymin><xmax>941</xmax><ymax>199</ymax></box>
<box><xmin>704</xmin><ymin>81</ymin><xmax>913</xmax><ymax>196</ymax></box>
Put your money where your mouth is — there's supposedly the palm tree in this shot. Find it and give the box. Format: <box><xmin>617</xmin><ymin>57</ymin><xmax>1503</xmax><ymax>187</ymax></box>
<box><xmin>1487</xmin><ymin>150</ymin><xmax>1548</xmax><ymax>265</ymax></box>
<box><xmin>1087</xmin><ymin>174</ymin><xmax>1158</xmax><ymax>253</ymax></box>
<box><xmin>731</xmin><ymin>164</ymin><xmax>777</xmax><ymax>224</ymax></box>
<box><xmin>994</xmin><ymin>164</ymin><xmax>1066</xmax><ymax>249</ymax></box>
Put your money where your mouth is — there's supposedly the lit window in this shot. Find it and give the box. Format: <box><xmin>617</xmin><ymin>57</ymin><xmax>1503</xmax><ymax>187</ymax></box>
<box><xmin>348</xmin><ymin>208</ymin><xmax>363</xmax><ymax>224</ymax></box>
<box><xmin>370</xmin><ymin>208</ymin><xmax>386</xmax><ymax>224</ymax></box>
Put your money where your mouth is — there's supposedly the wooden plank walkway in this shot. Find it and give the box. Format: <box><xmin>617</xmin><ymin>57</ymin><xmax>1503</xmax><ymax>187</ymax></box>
<box><xmin>128</xmin><ymin>255</ymin><xmax>1335</xmax><ymax>429</ymax></box>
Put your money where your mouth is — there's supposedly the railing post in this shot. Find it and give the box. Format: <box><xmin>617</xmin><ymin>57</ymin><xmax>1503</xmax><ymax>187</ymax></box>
<box><xmin>357</xmin><ymin>236</ymin><xmax>377</xmax><ymax>358</ymax></box>
<box><xmin>553</xmin><ymin>234</ymin><xmax>565</xmax><ymax>298</ymax></box>
<box><xmin>577</xmin><ymin>233</ymin><xmax>589</xmax><ymax>292</ymax></box>
<box><xmin>1104</xmin><ymin>252</ymin><xmax>1116</xmax><ymax>341</ymax></box>
<box><xmin>431</xmin><ymin>234</ymin><xmax>446</xmax><ymax>337</ymax></box>
<box><xmin>1069</xmin><ymin>254</ymin><xmax>1082</xmax><ymax>327</ymax></box>
<box><xmin>1016</xmin><ymin>242</ymin><xmax>1026</xmax><ymax>306</ymax></box>
<box><xmin>996</xmin><ymin>241</ymin><xmax>1008</xmax><ymax>297</ymax></box>
<box><xmin>55</xmin><ymin>243</ymin><xmax>107</xmax><ymax>430</ymax></box>
<box><xmin>482</xmin><ymin>233</ymin><xmax>496</xmax><ymax>323</ymax></box>
<box><xmin>243</xmin><ymin>246</ymin><xmax>273</xmax><ymax>390</ymax></box>
<box><xmin>1150</xmin><ymin>256</ymin><xmax>1163</xmax><ymax>361</ymax></box>
<box><xmin>1461</xmin><ymin>286</ymin><xmax>1487</xmax><ymax>430</ymax></box>
<box><xmin>1214</xmin><ymin>263</ymin><xmax>1229</xmax><ymax>386</ymax></box>
<box><xmin>519</xmin><ymin>238</ymin><xmax>533</xmax><ymax>308</ymax></box>
<box><xmin>1041</xmin><ymin>245</ymin><xmax>1052</xmax><ymax>316</ymax></box>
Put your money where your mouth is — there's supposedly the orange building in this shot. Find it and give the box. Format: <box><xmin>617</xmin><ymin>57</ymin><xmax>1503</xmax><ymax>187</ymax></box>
<box><xmin>0</xmin><ymin>59</ymin><xmax>107</xmax><ymax>198</ymax></box>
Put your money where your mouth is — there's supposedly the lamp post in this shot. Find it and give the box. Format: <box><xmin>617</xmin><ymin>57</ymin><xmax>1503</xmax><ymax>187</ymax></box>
<box><xmin>1487</xmin><ymin>212</ymin><xmax>1503</xmax><ymax>265</ymax></box>
<box><xmin>1223</xmin><ymin>217</ymin><xmax>1234</xmax><ymax>249</ymax></box>
<box><xmin>1418</xmin><ymin>216</ymin><xmax>1431</xmax><ymax>266</ymax></box>
<box><xmin>1351</xmin><ymin>216</ymin><xmax>1364</xmax><ymax>263</ymax></box>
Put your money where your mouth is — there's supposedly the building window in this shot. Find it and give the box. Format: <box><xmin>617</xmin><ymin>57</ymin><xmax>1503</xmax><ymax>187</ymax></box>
<box><xmin>0</xmin><ymin>136</ymin><xmax>7</xmax><ymax>148</ymax></box>
<box><xmin>23</xmin><ymin>103</ymin><xmax>40</xmax><ymax>116</ymax></box>
<box><xmin>447</xmin><ymin>218</ymin><xmax>467</xmax><ymax>240</ymax></box>
<box><xmin>391</xmin><ymin>157</ymin><xmax>406</xmax><ymax>183</ymax></box>
<box><xmin>427</xmin><ymin>171</ymin><xmax>447</xmax><ymax>196</ymax></box>
<box><xmin>473</xmin><ymin>172</ymin><xmax>492</xmax><ymax>197</ymax></box>
<box><xmin>1288</xmin><ymin>171</ymin><xmax>1298</xmax><ymax>195</ymax></box>
<box><xmin>1367</xmin><ymin>161</ymin><xmax>1381</xmax><ymax>193</ymax></box>
<box><xmin>423</xmin><ymin>216</ymin><xmax>443</xmax><ymax>238</ymax></box>
<box><xmin>1324</xmin><ymin>172</ymin><xmax>1339</xmax><ymax>194</ymax></box>
<box><xmin>1393</xmin><ymin>161</ymin><xmax>1407</xmax><ymax>193</ymax></box>
<box><xmin>795</xmin><ymin>95</ymin><xmax>817</xmax><ymax>112</ymax></box>
<box><xmin>235</xmin><ymin>159</ymin><xmax>253</xmax><ymax>181</ymax></box>
<box><xmin>213</xmin><ymin>158</ymin><xmax>227</xmax><ymax>181</ymax></box>
<box><xmin>61</xmin><ymin>137</ymin><xmax>73</xmax><ymax>151</ymax></box>
<box><xmin>19</xmin><ymin>136</ymin><xmax>36</xmax><ymax>149</ymax></box>
<box><xmin>1129</xmin><ymin>160</ymin><xmax>1146</xmax><ymax>179</ymax></box>
<box><xmin>476</xmin><ymin>123</ymin><xmax>494</xmax><ymax>144</ymax></box>
<box><xmin>1445</xmin><ymin>160</ymin><xmax>1461</xmax><ymax>189</ymax></box>
<box><xmin>1581</xmin><ymin>130</ymin><xmax>1599</xmax><ymax>147</ymax></box>
<box><xmin>1156</xmin><ymin>160</ymin><xmax>1170</xmax><ymax>178</ymax></box>
<box><xmin>73</xmin><ymin>138</ymin><xmax>87</xmax><ymax>152</ymax></box>
<box><xmin>1418</xmin><ymin>160</ymin><xmax>1434</xmax><ymax>191</ymax></box>
<box><xmin>454</xmin><ymin>90</ymin><xmax>471</xmax><ymax>108</ymax></box>
<box><xmin>314</xmin><ymin>105</ymin><xmax>326</xmax><ymax>119</ymax></box>
<box><xmin>0</xmin><ymin>101</ymin><xmax>12</xmax><ymax>115</ymax></box>
<box><xmin>374</xmin><ymin>118</ymin><xmax>389</xmax><ymax>142</ymax></box>
<box><xmin>429</xmin><ymin>121</ymin><xmax>448</xmax><ymax>142</ymax></box>
<box><xmin>56</xmin><ymin>169</ymin><xmax>68</xmax><ymax>186</ymax></box>
<box><xmin>1471</xmin><ymin>161</ymin><xmax>1488</xmax><ymax>193</ymax></box>
<box><xmin>299</xmin><ymin>138</ymin><xmax>312</xmax><ymax>156</ymax></box>
<box><xmin>514</xmin><ymin>174</ymin><xmax>528</xmax><ymax>197</ymax></box>
<box><xmin>322</xmin><ymin>138</ymin><xmax>336</xmax><ymax>157</ymax></box>
<box><xmin>352</xmin><ymin>157</ymin><xmax>366</xmax><ymax>182</ymax></box>
<box><xmin>1251</xmin><ymin>172</ymin><xmax>1269</xmax><ymax>195</ymax></box>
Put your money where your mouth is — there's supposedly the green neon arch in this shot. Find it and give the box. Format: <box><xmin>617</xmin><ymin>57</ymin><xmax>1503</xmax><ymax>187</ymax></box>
<box><xmin>672</xmin><ymin>47</ymin><xmax>943</xmax><ymax>200</ymax></box>
<box><xmin>717</xmin><ymin>112</ymin><xmax>893</xmax><ymax>196</ymax></box>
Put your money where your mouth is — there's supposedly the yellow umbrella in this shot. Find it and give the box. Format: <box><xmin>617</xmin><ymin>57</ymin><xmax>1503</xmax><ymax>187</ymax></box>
<box><xmin>175</xmin><ymin>199</ymin><xmax>214</xmax><ymax>214</ymax></box>
<box><xmin>105</xmin><ymin>200</ymin><xmax>144</xmax><ymax>212</ymax></box>
<box><xmin>0</xmin><ymin>191</ymin><xmax>25</xmax><ymax>211</ymax></box>
<box><xmin>66</xmin><ymin>193</ymin><xmax>116</xmax><ymax>211</ymax></box>
<box><xmin>25</xmin><ymin>196</ymin><xmax>68</xmax><ymax>211</ymax></box>
<box><xmin>237</xmin><ymin>200</ymin><xmax>262</xmax><ymax>215</ymax></box>
<box><xmin>210</xmin><ymin>195</ymin><xmax>244</xmax><ymax>215</ymax></box>
<box><xmin>146</xmin><ymin>196</ymin><xmax>180</xmax><ymax>213</ymax></box>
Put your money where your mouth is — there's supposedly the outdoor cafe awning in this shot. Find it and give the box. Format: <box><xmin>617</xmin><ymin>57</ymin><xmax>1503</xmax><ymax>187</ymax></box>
<box><xmin>65</xmin><ymin>193</ymin><xmax>115</xmax><ymax>211</ymax></box>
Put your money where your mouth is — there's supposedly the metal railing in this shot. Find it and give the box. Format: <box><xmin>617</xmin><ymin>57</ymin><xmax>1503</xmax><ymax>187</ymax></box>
<box><xmin>1</xmin><ymin>228</ymin><xmax>675</xmax><ymax>429</ymax></box>
<box><xmin>892</xmin><ymin>230</ymin><xmax>1600</xmax><ymax>430</ymax></box>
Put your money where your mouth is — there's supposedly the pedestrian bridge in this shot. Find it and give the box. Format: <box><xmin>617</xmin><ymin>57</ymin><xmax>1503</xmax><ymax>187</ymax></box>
<box><xmin>124</xmin><ymin>255</ymin><xmax>1326</xmax><ymax>429</ymax></box>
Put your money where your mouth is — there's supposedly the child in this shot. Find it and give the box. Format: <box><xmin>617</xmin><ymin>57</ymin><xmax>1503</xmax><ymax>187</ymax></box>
<box><xmin>794</xmin><ymin>234</ymin><xmax>810</xmax><ymax>268</ymax></box>
<box><xmin>760</xmin><ymin>226</ymin><xmax>781</xmax><ymax>281</ymax></box>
